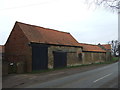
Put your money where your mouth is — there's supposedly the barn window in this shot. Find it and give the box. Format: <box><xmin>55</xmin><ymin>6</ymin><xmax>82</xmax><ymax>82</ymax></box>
<box><xmin>78</xmin><ymin>53</ymin><xmax>82</xmax><ymax>61</ymax></box>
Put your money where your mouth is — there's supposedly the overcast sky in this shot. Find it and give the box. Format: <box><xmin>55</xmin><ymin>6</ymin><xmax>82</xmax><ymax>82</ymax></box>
<box><xmin>0</xmin><ymin>0</ymin><xmax>118</xmax><ymax>45</ymax></box>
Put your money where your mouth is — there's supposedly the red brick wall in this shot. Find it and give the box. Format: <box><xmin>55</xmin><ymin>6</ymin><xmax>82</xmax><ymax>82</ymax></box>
<box><xmin>5</xmin><ymin>24</ymin><xmax>32</xmax><ymax>72</ymax></box>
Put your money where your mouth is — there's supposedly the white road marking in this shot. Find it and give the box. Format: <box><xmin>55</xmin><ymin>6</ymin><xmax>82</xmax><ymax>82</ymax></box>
<box><xmin>93</xmin><ymin>73</ymin><xmax>113</xmax><ymax>83</ymax></box>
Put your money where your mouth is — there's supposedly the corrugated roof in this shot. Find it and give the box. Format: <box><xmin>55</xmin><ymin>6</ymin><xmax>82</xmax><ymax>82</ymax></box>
<box><xmin>79</xmin><ymin>43</ymin><xmax>106</xmax><ymax>52</ymax></box>
<box><xmin>102</xmin><ymin>44</ymin><xmax>111</xmax><ymax>50</ymax></box>
<box><xmin>16</xmin><ymin>22</ymin><xmax>80</xmax><ymax>47</ymax></box>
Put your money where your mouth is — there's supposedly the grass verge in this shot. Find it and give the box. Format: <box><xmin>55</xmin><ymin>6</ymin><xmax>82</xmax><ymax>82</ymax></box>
<box><xmin>27</xmin><ymin>57</ymin><xmax>119</xmax><ymax>74</ymax></box>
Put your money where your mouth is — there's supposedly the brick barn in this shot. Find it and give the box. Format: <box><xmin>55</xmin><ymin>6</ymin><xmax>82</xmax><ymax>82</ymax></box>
<box><xmin>5</xmin><ymin>22</ymin><xmax>83</xmax><ymax>72</ymax></box>
<box><xmin>5</xmin><ymin>21</ymin><xmax>112</xmax><ymax>73</ymax></box>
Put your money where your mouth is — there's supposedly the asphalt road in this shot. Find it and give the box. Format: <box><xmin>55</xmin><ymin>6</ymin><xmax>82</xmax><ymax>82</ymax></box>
<box><xmin>27</xmin><ymin>62</ymin><xmax>118</xmax><ymax>88</ymax></box>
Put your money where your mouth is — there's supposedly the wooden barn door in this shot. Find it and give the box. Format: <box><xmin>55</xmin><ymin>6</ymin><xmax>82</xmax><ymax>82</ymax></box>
<box><xmin>32</xmin><ymin>45</ymin><xmax>48</xmax><ymax>71</ymax></box>
<box><xmin>53</xmin><ymin>51</ymin><xmax>67</xmax><ymax>68</ymax></box>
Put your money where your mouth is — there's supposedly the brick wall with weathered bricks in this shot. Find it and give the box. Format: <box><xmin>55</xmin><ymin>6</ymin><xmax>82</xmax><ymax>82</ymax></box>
<box><xmin>5</xmin><ymin>24</ymin><xmax>32</xmax><ymax>72</ymax></box>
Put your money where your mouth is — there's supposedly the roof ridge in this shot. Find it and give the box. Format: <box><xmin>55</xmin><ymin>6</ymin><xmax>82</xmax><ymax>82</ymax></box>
<box><xmin>79</xmin><ymin>43</ymin><xmax>106</xmax><ymax>52</ymax></box>
<box><xmin>102</xmin><ymin>44</ymin><xmax>111</xmax><ymax>45</ymax></box>
<box><xmin>15</xmin><ymin>21</ymin><xmax>79</xmax><ymax>47</ymax></box>
<box><xmin>79</xmin><ymin>43</ymin><xmax>97</xmax><ymax>46</ymax></box>
<box><xmin>16</xmin><ymin>21</ymin><xmax>70</xmax><ymax>34</ymax></box>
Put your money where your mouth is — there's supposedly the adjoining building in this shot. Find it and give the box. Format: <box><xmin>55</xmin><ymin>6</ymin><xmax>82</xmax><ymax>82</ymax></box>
<box><xmin>78</xmin><ymin>43</ymin><xmax>107</xmax><ymax>64</ymax></box>
<box><xmin>98</xmin><ymin>44</ymin><xmax>111</xmax><ymax>52</ymax></box>
<box><xmin>5</xmin><ymin>22</ymin><xmax>83</xmax><ymax>72</ymax></box>
<box><xmin>98</xmin><ymin>44</ymin><xmax>112</xmax><ymax>60</ymax></box>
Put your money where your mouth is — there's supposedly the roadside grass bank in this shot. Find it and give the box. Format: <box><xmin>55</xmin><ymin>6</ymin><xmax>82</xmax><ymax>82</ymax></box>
<box><xmin>27</xmin><ymin>57</ymin><xmax>119</xmax><ymax>74</ymax></box>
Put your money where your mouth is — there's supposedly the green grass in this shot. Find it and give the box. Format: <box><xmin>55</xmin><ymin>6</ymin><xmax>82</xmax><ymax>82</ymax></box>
<box><xmin>27</xmin><ymin>63</ymin><xmax>96</xmax><ymax>74</ymax></box>
<box><xmin>111</xmin><ymin>57</ymin><xmax>119</xmax><ymax>62</ymax></box>
<box><xmin>93</xmin><ymin>57</ymin><xmax>119</xmax><ymax>64</ymax></box>
<box><xmin>26</xmin><ymin>57</ymin><xmax>119</xmax><ymax>74</ymax></box>
<box><xmin>26</xmin><ymin>63</ymin><xmax>103</xmax><ymax>74</ymax></box>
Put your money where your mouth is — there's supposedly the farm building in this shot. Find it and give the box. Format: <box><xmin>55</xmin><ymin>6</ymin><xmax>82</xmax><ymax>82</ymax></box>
<box><xmin>98</xmin><ymin>44</ymin><xmax>111</xmax><ymax>60</ymax></box>
<box><xmin>5</xmin><ymin>22</ymin><xmax>83</xmax><ymax>72</ymax></box>
<box><xmin>78</xmin><ymin>43</ymin><xmax>108</xmax><ymax>64</ymax></box>
<box><xmin>98</xmin><ymin>44</ymin><xmax>111</xmax><ymax>52</ymax></box>
<box><xmin>4</xmin><ymin>21</ymin><xmax>111</xmax><ymax>73</ymax></box>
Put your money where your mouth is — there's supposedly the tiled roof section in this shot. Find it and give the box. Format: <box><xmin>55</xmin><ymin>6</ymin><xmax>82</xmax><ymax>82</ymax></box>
<box><xmin>16</xmin><ymin>22</ymin><xmax>80</xmax><ymax>47</ymax></box>
<box><xmin>0</xmin><ymin>45</ymin><xmax>4</xmax><ymax>53</ymax></box>
<box><xmin>79</xmin><ymin>43</ymin><xmax>106</xmax><ymax>52</ymax></box>
<box><xmin>102</xmin><ymin>44</ymin><xmax>111</xmax><ymax>50</ymax></box>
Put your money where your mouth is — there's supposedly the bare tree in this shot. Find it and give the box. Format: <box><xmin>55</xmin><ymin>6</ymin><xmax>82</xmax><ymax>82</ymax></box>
<box><xmin>118</xmin><ymin>42</ymin><xmax>120</xmax><ymax>56</ymax></box>
<box><xmin>86</xmin><ymin>0</ymin><xmax>120</xmax><ymax>11</ymax></box>
<box><xmin>108</xmin><ymin>40</ymin><xmax>119</xmax><ymax>56</ymax></box>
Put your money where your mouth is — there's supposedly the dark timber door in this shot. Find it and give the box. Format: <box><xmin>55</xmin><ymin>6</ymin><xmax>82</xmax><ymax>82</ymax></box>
<box><xmin>53</xmin><ymin>51</ymin><xmax>67</xmax><ymax>68</ymax></box>
<box><xmin>32</xmin><ymin>45</ymin><xmax>48</xmax><ymax>71</ymax></box>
